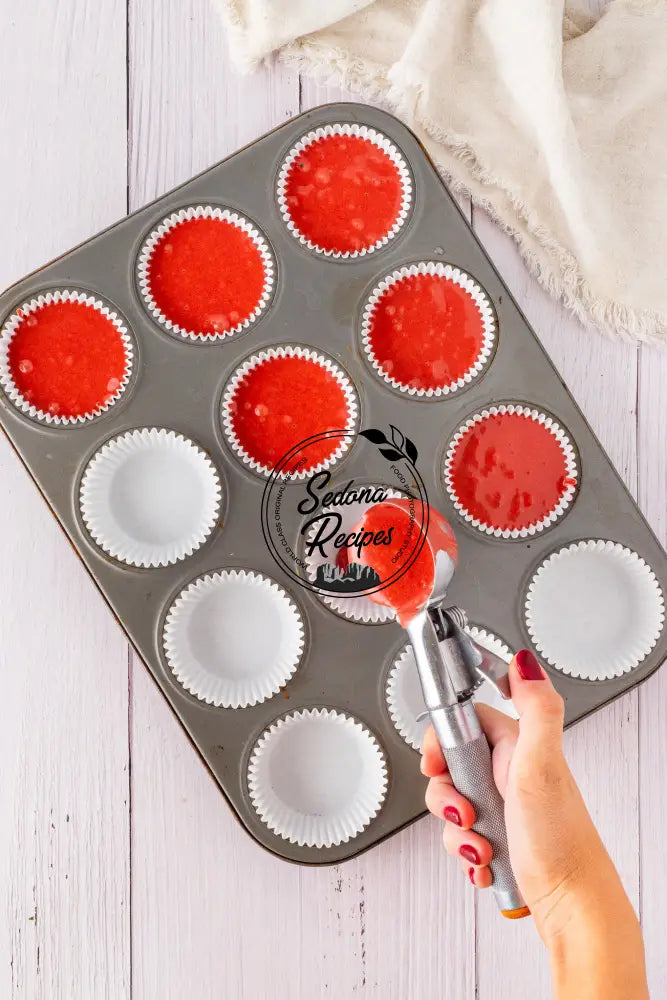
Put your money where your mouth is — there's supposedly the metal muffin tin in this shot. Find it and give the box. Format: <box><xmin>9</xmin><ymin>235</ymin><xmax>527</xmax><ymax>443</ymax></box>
<box><xmin>1</xmin><ymin>103</ymin><xmax>665</xmax><ymax>865</ymax></box>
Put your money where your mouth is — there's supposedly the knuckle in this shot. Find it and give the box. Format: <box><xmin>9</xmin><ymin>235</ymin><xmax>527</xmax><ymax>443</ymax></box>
<box><xmin>543</xmin><ymin>689</ymin><xmax>565</xmax><ymax>720</ymax></box>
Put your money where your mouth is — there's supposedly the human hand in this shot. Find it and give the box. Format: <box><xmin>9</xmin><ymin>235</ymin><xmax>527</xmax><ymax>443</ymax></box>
<box><xmin>421</xmin><ymin>649</ymin><xmax>648</xmax><ymax>998</ymax></box>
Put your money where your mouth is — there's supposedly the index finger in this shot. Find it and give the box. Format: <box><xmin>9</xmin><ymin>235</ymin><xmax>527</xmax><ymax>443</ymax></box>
<box><xmin>420</xmin><ymin>724</ymin><xmax>447</xmax><ymax>777</ymax></box>
<box><xmin>420</xmin><ymin>704</ymin><xmax>519</xmax><ymax>779</ymax></box>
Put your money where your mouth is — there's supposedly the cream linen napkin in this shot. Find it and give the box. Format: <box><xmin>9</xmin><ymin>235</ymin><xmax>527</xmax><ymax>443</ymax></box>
<box><xmin>217</xmin><ymin>0</ymin><xmax>667</xmax><ymax>347</ymax></box>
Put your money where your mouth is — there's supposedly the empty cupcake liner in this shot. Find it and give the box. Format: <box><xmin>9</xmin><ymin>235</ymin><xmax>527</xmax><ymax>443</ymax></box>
<box><xmin>525</xmin><ymin>539</ymin><xmax>665</xmax><ymax>680</ymax></box>
<box><xmin>386</xmin><ymin>625</ymin><xmax>517</xmax><ymax>751</ymax></box>
<box><xmin>163</xmin><ymin>569</ymin><xmax>304</xmax><ymax>708</ymax></box>
<box><xmin>247</xmin><ymin>707</ymin><xmax>388</xmax><ymax>848</ymax></box>
<box><xmin>276</xmin><ymin>123</ymin><xmax>412</xmax><ymax>258</ymax></box>
<box><xmin>136</xmin><ymin>205</ymin><xmax>275</xmax><ymax>341</ymax></box>
<box><xmin>468</xmin><ymin>625</ymin><xmax>519</xmax><ymax>719</ymax></box>
<box><xmin>360</xmin><ymin>262</ymin><xmax>497</xmax><ymax>397</ymax></box>
<box><xmin>221</xmin><ymin>344</ymin><xmax>359</xmax><ymax>479</ymax></box>
<box><xmin>79</xmin><ymin>427</ymin><xmax>222</xmax><ymax>568</ymax></box>
<box><xmin>0</xmin><ymin>289</ymin><xmax>134</xmax><ymax>425</ymax></box>
<box><xmin>443</xmin><ymin>404</ymin><xmax>579</xmax><ymax>538</ymax></box>
<box><xmin>303</xmin><ymin>485</ymin><xmax>404</xmax><ymax>623</ymax></box>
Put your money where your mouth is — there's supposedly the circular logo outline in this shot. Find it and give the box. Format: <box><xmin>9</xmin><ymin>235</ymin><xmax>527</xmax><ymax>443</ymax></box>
<box><xmin>260</xmin><ymin>427</ymin><xmax>430</xmax><ymax>598</ymax></box>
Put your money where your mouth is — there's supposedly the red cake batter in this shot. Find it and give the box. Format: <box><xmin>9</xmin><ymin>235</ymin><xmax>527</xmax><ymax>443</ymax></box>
<box><xmin>7</xmin><ymin>299</ymin><xmax>128</xmax><ymax>419</ymax></box>
<box><xmin>449</xmin><ymin>412</ymin><xmax>575</xmax><ymax>533</ymax></box>
<box><xmin>148</xmin><ymin>216</ymin><xmax>267</xmax><ymax>335</ymax></box>
<box><xmin>357</xmin><ymin>500</ymin><xmax>457</xmax><ymax>626</ymax></box>
<box><xmin>283</xmin><ymin>133</ymin><xmax>405</xmax><ymax>255</ymax></box>
<box><xmin>229</xmin><ymin>354</ymin><xmax>352</xmax><ymax>473</ymax></box>
<box><xmin>367</xmin><ymin>272</ymin><xmax>486</xmax><ymax>392</ymax></box>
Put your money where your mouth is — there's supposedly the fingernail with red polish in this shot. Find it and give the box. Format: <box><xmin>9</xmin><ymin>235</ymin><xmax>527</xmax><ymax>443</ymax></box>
<box><xmin>468</xmin><ymin>866</ymin><xmax>476</xmax><ymax>886</ymax></box>
<box><xmin>444</xmin><ymin>806</ymin><xmax>462</xmax><ymax>826</ymax></box>
<box><xmin>459</xmin><ymin>844</ymin><xmax>480</xmax><ymax>865</ymax></box>
<box><xmin>516</xmin><ymin>648</ymin><xmax>543</xmax><ymax>681</ymax></box>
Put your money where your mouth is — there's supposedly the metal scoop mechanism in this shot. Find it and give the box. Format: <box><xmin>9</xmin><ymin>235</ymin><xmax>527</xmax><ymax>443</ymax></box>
<box><xmin>401</xmin><ymin>519</ymin><xmax>529</xmax><ymax>920</ymax></box>
<box><xmin>405</xmin><ymin>542</ymin><xmax>511</xmax><ymax>745</ymax></box>
<box><xmin>412</xmin><ymin>604</ymin><xmax>512</xmax><ymax>718</ymax></box>
<box><xmin>355</xmin><ymin>496</ymin><xmax>529</xmax><ymax>917</ymax></box>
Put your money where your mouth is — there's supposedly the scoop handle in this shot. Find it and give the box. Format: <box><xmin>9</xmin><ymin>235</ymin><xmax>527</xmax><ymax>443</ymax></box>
<box><xmin>431</xmin><ymin>704</ymin><xmax>529</xmax><ymax>919</ymax></box>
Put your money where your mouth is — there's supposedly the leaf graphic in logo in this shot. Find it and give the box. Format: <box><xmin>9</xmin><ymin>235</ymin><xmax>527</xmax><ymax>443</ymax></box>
<box><xmin>404</xmin><ymin>436</ymin><xmax>418</xmax><ymax>465</ymax></box>
<box><xmin>379</xmin><ymin>447</ymin><xmax>403</xmax><ymax>461</ymax></box>
<box><xmin>389</xmin><ymin>424</ymin><xmax>405</xmax><ymax>450</ymax></box>
<box><xmin>359</xmin><ymin>428</ymin><xmax>388</xmax><ymax>445</ymax></box>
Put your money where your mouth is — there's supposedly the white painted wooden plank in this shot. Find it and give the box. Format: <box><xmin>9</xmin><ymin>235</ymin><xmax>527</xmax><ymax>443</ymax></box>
<box><xmin>129</xmin><ymin>0</ymin><xmax>299</xmax><ymax>207</ymax></box>
<box><xmin>4</xmin><ymin>3</ymin><xmax>661</xmax><ymax>999</ymax></box>
<box><xmin>298</xmin><ymin>74</ymin><xmax>474</xmax><ymax>1000</ymax></box>
<box><xmin>132</xmin><ymin>664</ymin><xmax>474</xmax><ymax>999</ymax></box>
<box><xmin>297</xmin><ymin>820</ymin><xmax>474</xmax><ymax>1000</ymax></box>
<box><xmin>470</xmin><ymin>209</ymin><xmax>641</xmax><ymax>1000</ymax></box>
<box><xmin>637</xmin><ymin>345</ymin><xmax>667</xmax><ymax>997</ymax></box>
<box><xmin>128</xmin><ymin>17</ymin><xmax>473</xmax><ymax>995</ymax></box>
<box><xmin>128</xmin><ymin>5</ymin><xmax>304</xmax><ymax>999</ymax></box>
<box><xmin>128</xmin><ymin>9</ymin><xmax>657</xmax><ymax>998</ymax></box>
<box><xmin>0</xmin><ymin>2</ymin><xmax>130</xmax><ymax>999</ymax></box>
<box><xmin>129</xmin><ymin>664</ymin><xmax>306</xmax><ymax>1000</ymax></box>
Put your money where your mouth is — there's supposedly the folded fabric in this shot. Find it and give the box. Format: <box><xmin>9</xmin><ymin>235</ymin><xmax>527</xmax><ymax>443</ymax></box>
<box><xmin>217</xmin><ymin>0</ymin><xmax>667</xmax><ymax>347</ymax></box>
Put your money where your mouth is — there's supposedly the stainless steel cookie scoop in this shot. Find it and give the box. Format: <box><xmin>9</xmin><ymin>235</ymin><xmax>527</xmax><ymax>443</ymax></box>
<box><xmin>355</xmin><ymin>498</ymin><xmax>528</xmax><ymax>919</ymax></box>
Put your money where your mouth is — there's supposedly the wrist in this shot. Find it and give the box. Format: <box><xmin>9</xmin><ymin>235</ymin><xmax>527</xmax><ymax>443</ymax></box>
<box><xmin>543</xmin><ymin>868</ymin><xmax>648</xmax><ymax>1000</ymax></box>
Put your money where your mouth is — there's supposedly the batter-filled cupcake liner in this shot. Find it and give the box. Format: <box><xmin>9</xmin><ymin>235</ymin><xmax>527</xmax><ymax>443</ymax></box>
<box><xmin>136</xmin><ymin>205</ymin><xmax>275</xmax><ymax>342</ymax></box>
<box><xmin>221</xmin><ymin>344</ymin><xmax>359</xmax><ymax>479</ymax></box>
<box><xmin>525</xmin><ymin>539</ymin><xmax>665</xmax><ymax>680</ymax></box>
<box><xmin>386</xmin><ymin>625</ymin><xmax>517</xmax><ymax>752</ymax></box>
<box><xmin>276</xmin><ymin>123</ymin><xmax>412</xmax><ymax>258</ymax></box>
<box><xmin>360</xmin><ymin>262</ymin><xmax>496</xmax><ymax>397</ymax></box>
<box><xmin>163</xmin><ymin>569</ymin><xmax>304</xmax><ymax>708</ymax></box>
<box><xmin>443</xmin><ymin>404</ymin><xmax>579</xmax><ymax>538</ymax></box>
<box><xmin>79</xmin><ymin>427</ymin><xmax>222</xmax><ymax>568</ymax></box>
<box><xmin>247</xmin><ymin>707</ymin><xmax>388</xmax><ymax>848</ymax></box>
<box><xmin>0</xmin><ymin>289</ymin><xmax>134</xmax><ymax>425</ymax></box>
<box><xmin>303</xmin><ymin>484</ymin><xmax>404</xmax><ymax>623</ymax></box>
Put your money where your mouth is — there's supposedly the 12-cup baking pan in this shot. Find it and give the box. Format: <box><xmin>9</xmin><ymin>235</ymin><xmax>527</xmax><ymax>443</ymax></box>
<box><xmin>1</xmin><ymin>103</ymin><xmax>665</xmax><ymax>864</ymax></box>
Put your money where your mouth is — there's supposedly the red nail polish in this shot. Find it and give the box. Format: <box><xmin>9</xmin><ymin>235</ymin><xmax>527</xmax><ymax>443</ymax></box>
<box><xmin>459</xmin><ymin>844</ymin><xmax>480</xmax><ymax>865</ymax></box>
<box><xmin>468</xmin><ymin>866</ymin><xmax>476</xmax><ymax>886</ymax></box>
<box><xmin>516</xmin><ymin>648</ymin><xmax>543</xmax><ymax>681</ymax></box>
<box><xmin>444</xmin><ymin>806</ymin><xmax>462</xmax><ymax>826</ymax></box>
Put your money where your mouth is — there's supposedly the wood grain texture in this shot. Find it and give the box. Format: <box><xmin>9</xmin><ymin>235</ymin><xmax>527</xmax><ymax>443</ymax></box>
<box><xmin>0</xmin><ymin>2</ymin><xmax>131</xmax><ymax>998</ymax></box>
<box><xmin>3</xmin><ymin>1</ymin><xmax>665</xmax><ymax>998</ymax></box>
<box><xmin>127</xmin><ymin>10</ymin><xmax>474</xmax><ymax>999</ymax></box>
<box><xmin>128</xmin><ymin>4</ymin><xmax>304</xmax><ymax>998</ymax></box>
<box><xmin>470</xmin><ymin>209</ymin><xmax>641</xmax><ymax>1000</ymax></box>
<box><xmin>637</xmin><ymin>346</ymin><xmax>667</xmax><ymax>996</ymax></box>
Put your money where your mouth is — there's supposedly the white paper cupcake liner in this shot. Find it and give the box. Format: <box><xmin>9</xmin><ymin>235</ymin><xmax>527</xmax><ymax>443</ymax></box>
<box><xmin>276</xmin><ymin>123</ymin><xmax>412</xmax><ymax>258</ymax></box>
<box><xmin>163</xmin><ymin>569</ymin><xmax>304</xmax><ymax>708</ymax></box>
<box><xmin>0</xmin><ymin>289</ymin><xmax>134</xmax><ymax>425</ymax></box>
<box><xmin>248</xmin><ymin>707</ymin><xmax>388</xmax><ymax>848</ymax></box>
<box><xmin>221</xmin><ymin>344</ymin><xmax>359</xmax><ymax>479</ymax></box>
<box><xmin>79</xmin><ymin>427</ymin><xmax>222</xmax><ymax>568</ymax></box>
<box><xmin>525</xmin><ymin>539</ymin><xmax>665</xmax><ymax>680</ymax></box>
<box><xmin>136</xmin><ymin>205</ymin><xmax>275</xmax><ymax>341</ymax></box>
<box><xmin>303</xmin><ymin>484</ymin><xmax>404</xmax><ymax>623</ymax></box>
<box><xmin>386</xmin><ymin>625</ymin><xmax>517</xmax><ymax>751</ymax></box>
<box><xmin>443</xmin><ymin>404</ymin><xmax>579</xmax><ymax>538</ymax></box>
<box><xmin>360</xmin><ymin>262</ymin><xmax>497</xmax><ymax>397</ymax></box>
<box><xmin>468</xmin><ymin>625</ymin><xmax>519</xmax><ymax>719</ymax></box>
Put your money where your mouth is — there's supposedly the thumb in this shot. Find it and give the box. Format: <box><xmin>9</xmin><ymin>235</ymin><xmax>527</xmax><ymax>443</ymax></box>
<box><xmin>509</xmin><ymin>649</ymin><xmax>565</xmax><ymax>758</ymax></box>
